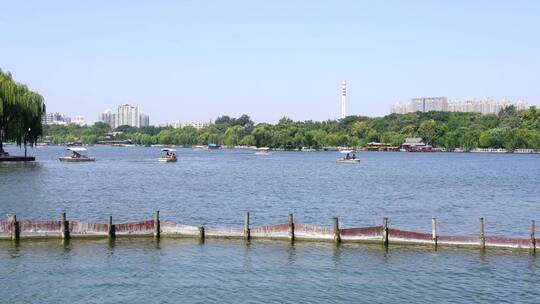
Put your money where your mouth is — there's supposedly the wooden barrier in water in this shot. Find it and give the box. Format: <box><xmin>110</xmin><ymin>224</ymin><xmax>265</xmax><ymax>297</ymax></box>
<box><xmin>480</xmin><ymin>217</ymin><xmax>485</xmax><ymax>249</ymax></box>
<box><xmin>0</xmin><ymin>212</ymin><xmax>537</xmax><ymax>253</ymax></box>
<box><xmin>332</xmin><ymin>217</ymin><xmax>340</xmax><ymax>243</ymax></box>
<box><xmin>530</xmin><ymin>220</ymin><xmax>536</xmax><ymax>252</ymax></box>
<box><xmin>108</xmin><ymin>216</ymin><xmax>115</xmax><ymax>238</ymax></box>
<box><xmin>432</xmin><ymin>218</ymin><xmax>437</xmax><ymax>248</ymax></box>
<box><xmin>61</xmin><ymin>212</ymin><xmax>70</xmax><ymax>240</ymax></box>
<box><xmin>8</xmin><ymin>214</ymin><xmax>19</xmax><ymax>241</ymax></box>
<box><xmin>382</xmin><ymin>217</ymin><xmax>389</xmax><ymax>246</ymax></box>
<box><xmin>288</xmin><ymin>213</ymin><xmax>294</xmax><ymax>242</ymax></box>
<box><xmin>244</xmin><ymin>212</ymin><xmax>251</xmax><ymax>241</ymax></box>
<box><xmin>154</xmin><ymin>211</ymin><xmax>160</xmax><ymax>239</ymax></box>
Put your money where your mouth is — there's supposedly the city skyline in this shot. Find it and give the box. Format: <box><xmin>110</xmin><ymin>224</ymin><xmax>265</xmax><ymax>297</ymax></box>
<box><xmin>2</xmin><ymin>1</ymin><xmax>539</xmax><ymax>123</ymax></box>
<box><xmin>46</xmin><ymin>92</ymin><xmax>535</xmax><ymax>127</ymax></box>
<box><xmin>98</xmin><ymin>104</ymin><xmax>150</xmax><ymax>128</ymax></box>
<box><xmin>391</xmin><ymin>97</ymin><xmax>530</xmax><ymax>115</ymax></box>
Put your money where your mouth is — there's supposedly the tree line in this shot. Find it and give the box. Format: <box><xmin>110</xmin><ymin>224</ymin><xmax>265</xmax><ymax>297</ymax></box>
<box><xmin>43</xmin><ymin>106</ymin><xmax>540</xmax><ymax>151</ymax></box>
<box><xmin>0</xmin><ymin>70</ymin><xmax>46</xmax><ymax>154</ymax></box>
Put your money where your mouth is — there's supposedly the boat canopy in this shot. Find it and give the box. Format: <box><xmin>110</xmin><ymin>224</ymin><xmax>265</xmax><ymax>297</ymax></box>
<box><xmin>161</xmin><ymin>148</ymin><xmax>177</xmax><ymax>152</ymax></box>
<box><xmin>66</xmin><ymin>147</ymin><xmax>87</xmax><ymax>152</ymax></box>
<box><xmin>340</xmin><ymin>150</ymin><xmax>356</xmax><ymax>154</ymax></box>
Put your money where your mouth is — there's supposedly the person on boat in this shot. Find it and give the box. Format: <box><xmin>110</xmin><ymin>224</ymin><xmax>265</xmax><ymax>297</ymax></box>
<box><xmin>352</xmin><ymin>153</ymin><xmax>356</xmax><ymax>160</ymax></box>
<box><xmin>345</xmin><ymin>153</ymin><xmax>350</xmax><ymax>160</ymax></box>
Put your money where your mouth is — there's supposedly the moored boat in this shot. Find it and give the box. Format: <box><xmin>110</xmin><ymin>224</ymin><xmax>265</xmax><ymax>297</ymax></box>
<box><xmin>208</xmin><ymin>144</ymin><xmax>222</xmax><ymax>150</ymax></box>
<box><xmin>59</xmin><ymin>147</ymin><xmax>95</xmax><ymax>162</ymax></box>
<box><xmin>470</xmin><ymin>148</ymin><xmax>508</xmax><ymax>153</ymax></box>
<box><xmin>514</xmin><ymin>149</ymin><xmax>536</xmax><ymax>154</ymax></box>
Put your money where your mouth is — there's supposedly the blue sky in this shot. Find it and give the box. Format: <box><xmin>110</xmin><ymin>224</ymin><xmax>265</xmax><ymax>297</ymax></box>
<box><xmin>1</xmin><ymin>1</ymin><xmax>539</xmax><ymax>123</ymax></box>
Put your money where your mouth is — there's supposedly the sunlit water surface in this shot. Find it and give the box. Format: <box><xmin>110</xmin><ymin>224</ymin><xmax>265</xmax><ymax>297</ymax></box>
<box><xmin>1</xmin><ymin>146</ymin><xmax>539</xmax><ymax>302</ymax></box>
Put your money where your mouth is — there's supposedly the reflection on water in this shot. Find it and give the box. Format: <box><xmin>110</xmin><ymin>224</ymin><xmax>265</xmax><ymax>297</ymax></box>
<box><xmin>1</xmin><ymin>146</ymin><xmax>540</xmax><ymax>302</ymax></box>
<box><xmin>1</xmin><ymin>146</ymin><xmax>539</xmax><ymax>238</ymax></box>
<box><xmin>2</xmin><ymin>238</ymin><xmax>538</xmax><ymax>303</ymax></box>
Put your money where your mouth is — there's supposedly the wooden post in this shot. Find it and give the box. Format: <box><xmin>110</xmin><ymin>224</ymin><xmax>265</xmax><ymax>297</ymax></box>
<box><xmin>530</xmin><ymin>220</ymin><xmax>536</xmax><ymax>252</ymax></box>
<box><xmin>61</xmin><ymin>212</ymin><xmax>70</xmax><ymax>240</ymax></box>
<box><xmin>199</xmin><ymin>226</ymin><xmax>205</xmax><ymax>240</ymax></box>
<box><xmin>108</xmin><ymin>216</ymin><xmax>115</xmax><ymax>238</ymax></box>
<box><xmin>382</xmin><ymin>217</ymin><xmax>389</xmax><ymax>246</ymax></box>
<box><xmin>154</xmin><ymin>210</ymin><xmax>160</xmax><ymax>238</ymax></box>
<box><xmin>9</xmin><ymin>214</ymin><xmax>20</xmax><ymax>241</ymax></box>
<box><xmin>332</xmin><ymin>217</ymin><xmax>341</xmax><ymax>243</ymax></box>
<box><xmin>288</xmin><ymin>213</ymin><xmax>295</xmax><ymax>242</ymax></box>
<box><xmin>479</xmin><ymin>217</ymin><xmax>485</xmax><ymax>249</ymax></box>
<box><xmin>244</xmin><ymin>212</ymin><xmax>251</xmax><ymax>241</ymax></box>
<box><xmin>432</xmin><ymin>218</ymin><xmax>437</xmax><ymax>248</ymax></box>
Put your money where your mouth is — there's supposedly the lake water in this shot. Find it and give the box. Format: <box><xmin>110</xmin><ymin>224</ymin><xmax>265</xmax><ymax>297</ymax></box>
<box><xmin>1</xmin><ymin>146</ymin><xmax>539</xmax><ymax>303</ymax></box>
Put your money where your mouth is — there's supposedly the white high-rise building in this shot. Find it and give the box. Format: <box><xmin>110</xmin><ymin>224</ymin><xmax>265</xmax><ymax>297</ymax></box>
<box><xmin>98</xmin><ymin>109</ymin><xmax>117</xmax><ymax>128</ymax></box>
<box><xmin>99</xmin><ymin>104</ymin><xmax>150</xmax><ymax>128</ymax></box>
<box><xmin>169</xmin><ymin>121</ymin><xmax>210</xmax><ymax>130</ymax></box>
<box><xmin>42</xmin><ymin>112</ymin><xmax>71</xmax><ymax>125</ymax></box>
<box><xmin>340</xmin><ymin>81</ymin><xmax>347</xmax><ymax>119</ymax></box>
<box><xmin>116</xmin><ymin>104</ymin><xmax>140</xmax><ymax>127</ymax></box>
<box><xmin>409</xmin><ymin>97</ymin><xmax>448</xmax><ymax>112</ymax></box>
<box><xmin>391</xmin><ymin>97</ymin><xmax>528</xmax><ymax>115</ymax></box>
<box><xmin>139</xmin><ymin>113</ymin><xmax>150</xmax><ymax>128</ymax></box>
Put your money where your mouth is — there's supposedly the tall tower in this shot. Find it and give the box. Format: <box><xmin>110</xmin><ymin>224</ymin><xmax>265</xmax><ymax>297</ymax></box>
<box><xmin>340</xmin><ymin>80</ymin><xmax>347</xmax><ymax>119</ymax></box>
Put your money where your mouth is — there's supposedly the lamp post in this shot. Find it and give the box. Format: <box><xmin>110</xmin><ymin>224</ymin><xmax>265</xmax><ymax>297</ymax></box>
<box><xmin>24</xmin><ymin>127</ymin><xmax>31</xmax><ymax>158</ymax></box>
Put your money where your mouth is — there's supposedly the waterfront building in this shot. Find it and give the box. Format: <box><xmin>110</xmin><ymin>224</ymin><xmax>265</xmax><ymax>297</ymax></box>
<box><xmin>391</xmin><ymin>97</ymin><xmax>529</xmax><ymax>115</ymax></box>
<box><xmin>400</xmin><ymin>138</ymin><xmax>432</xmax><ymax>152</ymax></box>
<box><xmin>42</xmin><ymin>112</ymin><xmax>71</xmax><ymax>125</ymax></box>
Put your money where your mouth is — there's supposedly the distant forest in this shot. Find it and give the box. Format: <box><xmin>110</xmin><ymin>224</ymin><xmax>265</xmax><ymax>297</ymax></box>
<box><xmin>43</xmin><ymin>106</ymin><xmax>540</xmax><ymax>151</ymax></box>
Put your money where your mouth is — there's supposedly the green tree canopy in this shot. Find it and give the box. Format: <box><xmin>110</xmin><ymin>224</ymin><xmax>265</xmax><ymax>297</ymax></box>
<box><xmin>0</xmin><ymin>69</ymin><xmax>46</xmax><ymax>153</ymax></box>
<box><xmin>42</xmin><ymin>108</ymin><xmax>540</xmax><ymax>151</ymax></box>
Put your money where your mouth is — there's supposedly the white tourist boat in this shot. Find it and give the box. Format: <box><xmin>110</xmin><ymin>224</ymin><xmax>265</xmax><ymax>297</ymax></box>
<box><xmin>59</xmin><ymin>147</ymin><xmax>95</xmax><ymax>162</ymax></box>
<box><xmin>159</xmin><ymin>148</ymin><xmax>177</xmax><ymax>162</ymax></box>
<box><xmin>470</xmin><ymin>148</ymin><xmax>508</xmax><ymax>153</ymax></box>
<box><xmin>254</xmin><ymin>147</ymin><xmax>272</xmax><ymax>155</ymax></box>
<box><xmin>336</xmin><ymin>150</ymin><xmax>360</xmax><ymax>164</ymax></box>
<box><xmin>514</xmin><ymin>149</ymin><xmax>536</xmax><ymax>154</ymax></box>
